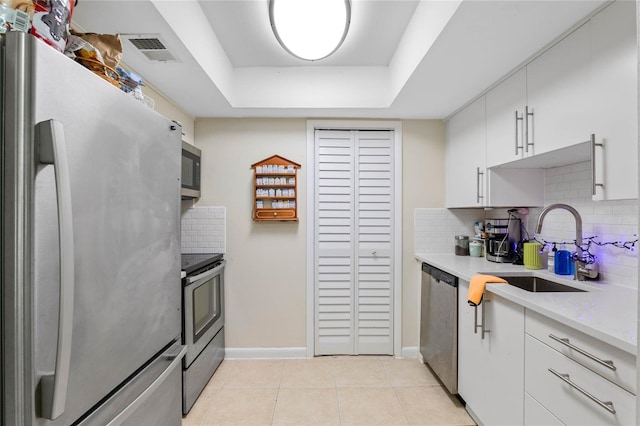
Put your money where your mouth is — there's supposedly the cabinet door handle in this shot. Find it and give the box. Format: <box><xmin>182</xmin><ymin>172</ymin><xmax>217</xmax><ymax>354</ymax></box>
<box><xmin>548</xmin><ymin>369</ymin><xmax>616</xmax><ymax>415</ymax></box>
<box><xmin>525</xmin><ymin>106</ymin><xmax>534</xmax><ymax>153</ymax></box>
<box><xmin>515</xmin><ymin>110</ymin><xmax>523</xmax><ymax>155</ymax></box>
<box><xmin>590</xmin><ymin>134</ymin><xmax>604</xmax><ymax>196</ymax></box>
<box><xmin>476</xmin><ymin>167</ymin><xmax>484</xmax><ymax>204</ymax></box>
<box><xmin>473</xmin><ymin>300</ymin><xmax>490</xmax><ymax>339</ymax></box>
<box><xmin>548</xmin><ymin>334</ymin><xmax>616</xmax><ymax>371</ymax></box>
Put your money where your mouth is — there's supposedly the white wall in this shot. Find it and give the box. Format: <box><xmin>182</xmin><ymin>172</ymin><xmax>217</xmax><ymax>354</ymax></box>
<box><xmin>193</xmin><ymin>118</ymin><xmax>445</xmax><ymax>352</ymax></box>
<box><xmin>141</xmin><ymin>84</ymin><xmax>195</xmax><ymax>145</ymax></box>
<box><xmin>401</xmin><ymin>120</ymin><xmax>446</xmax><ymax>350</ymax></box>
<box><xmin>195</xmin><ymin>118</ymin><xmax>307</xmax><ymax>350</ymax></box>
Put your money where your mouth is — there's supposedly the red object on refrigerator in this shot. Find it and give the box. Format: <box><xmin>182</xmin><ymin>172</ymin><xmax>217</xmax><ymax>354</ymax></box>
<box><xmin>30</xmin><ymin>0</ymin><xmax>73</xmax><ymax>52</ymax></box>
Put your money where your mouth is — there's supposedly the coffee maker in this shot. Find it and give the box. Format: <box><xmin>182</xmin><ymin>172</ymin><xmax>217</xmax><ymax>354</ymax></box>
<box><xmin>485</xmin><ymin>218</ymin><xmax>520</xmax><ymax>263</ymax></box>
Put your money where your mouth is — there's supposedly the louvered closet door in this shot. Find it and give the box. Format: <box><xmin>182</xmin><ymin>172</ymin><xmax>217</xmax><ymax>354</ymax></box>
<box><xmin>356</xmin><ymin>131</ymin><xmax>393</xmax><ymax>355</ymax></box>
<box><xmin>314</xmin><ymin>130</ymin><xmax>394</xmax><ymax>356</ymax></box>
<box><xmin>315</xmin><ymin>130</ymin><xmax>355</xmax><ymax>355</ymax></box>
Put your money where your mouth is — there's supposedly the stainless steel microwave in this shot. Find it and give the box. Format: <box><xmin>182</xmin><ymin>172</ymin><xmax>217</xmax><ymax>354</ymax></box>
<box><xmin>181</xmin><ymin>141</ymin><xmax>201</xmax><ymax>199</ymax></box>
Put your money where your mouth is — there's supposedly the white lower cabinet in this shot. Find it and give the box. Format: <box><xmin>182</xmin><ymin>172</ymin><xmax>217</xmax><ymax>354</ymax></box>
<box><xmin>524</xmin><ymin>335</ymin><xmax>636</xmax><ymax>426</ymax></box>
<box><xmin>456</xmin><ymin>282</ymin><xmax>637</xmax><ymax>426</ymax></box>
<box><xmin>457</xmin><ymin>280</ymin><xmax>525</xmax><ymax>425</ymax></box>
<box><xmin>524</xmin><ymin>392</ymin><xmax>563</xmax><ymax>426</ymax></box>
<box><xmin>526</xmin><ymin>309</ymin><xmax>636</xmax><ymax>395</ymax></box>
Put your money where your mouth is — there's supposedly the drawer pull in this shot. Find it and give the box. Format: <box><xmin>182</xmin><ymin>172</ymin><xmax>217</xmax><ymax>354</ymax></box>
<box><xmin>548</xmin><ymin>334</ymin><xmax>616</xmax><ymax>371</ymax></box>
<box><xmin>548</xmin><ymin>368</ymin><xmax>616</xmax><ymax>415</ymax></box>
<box><xmin>473</xmin><ymin>300</ymin><xmax>490</xmax><ymax>340</ymax></box>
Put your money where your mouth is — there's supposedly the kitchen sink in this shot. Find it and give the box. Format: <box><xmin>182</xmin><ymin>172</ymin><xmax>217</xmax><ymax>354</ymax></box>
<box><xmin>498</xmin><ymin>276</ymin><xmax>586</xmax><ymax>293</ymax></box>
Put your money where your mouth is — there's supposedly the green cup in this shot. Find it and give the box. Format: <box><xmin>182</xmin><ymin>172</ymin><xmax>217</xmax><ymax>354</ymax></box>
<box><xmin>524</xmin><ymin>242</ymin><xmax>542</xmax><ymax>269</ymax></box>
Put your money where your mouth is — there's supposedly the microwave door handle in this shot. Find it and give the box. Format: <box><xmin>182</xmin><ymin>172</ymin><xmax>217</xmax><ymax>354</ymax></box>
<box><xmin>186</xmin><ymin>260</ymin><xmax>226</xmax><ymax>284</ymax></box>
<box><xmin>36</xmin><ymin>120</ymin><xmax>75</xmax><ymax>420</ymax></box>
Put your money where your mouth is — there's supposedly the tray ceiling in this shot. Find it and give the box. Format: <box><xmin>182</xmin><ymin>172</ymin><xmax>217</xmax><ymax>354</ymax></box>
<box><xmin>72</xmin><ymin>0</ymin><xmax>608</xmax><ymax>119</ymax></box>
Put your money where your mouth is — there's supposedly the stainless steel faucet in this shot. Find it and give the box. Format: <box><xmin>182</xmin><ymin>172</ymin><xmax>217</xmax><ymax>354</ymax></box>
<box><xmin>535</xmin><ymin>203</ymin><xmax>598</xmax><ymax>281</ymax></box>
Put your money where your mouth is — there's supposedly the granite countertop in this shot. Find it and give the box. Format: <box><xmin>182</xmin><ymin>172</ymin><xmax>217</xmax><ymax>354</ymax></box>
<box><xmin>415</xmin><ymin>253</ymin><xmax>638</xmax><ymax>355</ymax></box>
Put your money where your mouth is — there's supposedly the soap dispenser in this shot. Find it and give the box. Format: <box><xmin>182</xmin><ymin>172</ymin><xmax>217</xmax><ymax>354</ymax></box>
<box><xmin>547</xmin><ymin>243</ymin><xmax>557</xmax><ymax>272</ymax></box>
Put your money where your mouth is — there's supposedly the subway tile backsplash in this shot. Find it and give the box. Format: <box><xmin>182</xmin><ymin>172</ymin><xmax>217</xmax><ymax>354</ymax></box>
<box><xmin>530</xmin><ymin>161</ymin><xmax>638</xmax><ymax>288</ymax></box>
<box><xmin>414</xmin><ymin>208</ymin><xmax>485</xmax><ymax>254</ymax></box>
<box><xmin>416</xmin><ymin>161</ymin><xmax>638</xmax><ymax>288</ymax></box>
<box><xmin>181</xmin><ymin>206</ymin><xmax>226</xmax><ymax>254</ymax></box>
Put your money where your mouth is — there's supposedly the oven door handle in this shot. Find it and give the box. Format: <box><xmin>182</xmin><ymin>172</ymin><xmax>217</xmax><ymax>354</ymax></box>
<box><xmin>186</xmin><ymin>260</ymin><xmax>226</xmax><ymax>284</ymax></box>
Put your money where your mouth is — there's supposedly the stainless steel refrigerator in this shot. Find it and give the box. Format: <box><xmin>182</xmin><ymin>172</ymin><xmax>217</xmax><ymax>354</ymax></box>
<box><xmin>1</xmin><ymin>31</ymin><xmax>185</xmax><ymax>425</ymax></box>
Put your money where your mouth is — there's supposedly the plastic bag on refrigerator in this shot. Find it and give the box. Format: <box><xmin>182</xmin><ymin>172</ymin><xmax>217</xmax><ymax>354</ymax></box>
<box><xmin>30</xmin><ymin>0</ymin><xmax>74</xmax><ymax>52</ymax></box>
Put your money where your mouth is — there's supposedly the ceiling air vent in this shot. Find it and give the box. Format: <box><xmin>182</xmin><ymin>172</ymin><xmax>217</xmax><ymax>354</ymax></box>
<box><xmin>123</xmin><ymin>34</ymin><xmax>176</xmax><ymax>62</ymax></box>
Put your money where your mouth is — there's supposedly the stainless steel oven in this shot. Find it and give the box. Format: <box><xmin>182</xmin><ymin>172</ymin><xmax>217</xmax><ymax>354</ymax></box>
<box><xmin>181</xmin><ymin>253</ymin><xmax>225</xmax><ymax>414</ymax></box>
<box><xmin>184</xmin><ymin>259</ymin><xmax>224</xmax><ymax>365</ymax></box>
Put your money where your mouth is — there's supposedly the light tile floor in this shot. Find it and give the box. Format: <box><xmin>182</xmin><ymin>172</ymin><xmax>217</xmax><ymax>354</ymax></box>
<box><xmin>182</xmin><ymin>356</ymin><xmax>476</xmax><ymax>426</ymax></box>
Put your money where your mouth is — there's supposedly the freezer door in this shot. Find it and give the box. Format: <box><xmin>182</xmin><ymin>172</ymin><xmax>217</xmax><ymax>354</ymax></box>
<box><xmin>29</xmin><ymin>35</ymin><xmax>182</xmax><ymax>424</ymax></box>
<box><xmin>77</xmin><ymin>341</ymin><xmax>186</xmax><ymax>426</ymax></box>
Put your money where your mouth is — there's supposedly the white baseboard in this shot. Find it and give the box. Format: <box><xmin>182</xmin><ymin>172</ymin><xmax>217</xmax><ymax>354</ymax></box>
<box><xmin>225</xmin><ymin>347</ymin><xmax>308</xmax><ymax>359</ymax></box>
<box><xmin>400</xmin><ymin>346</ymin><xmax>419</xmax><ymax>358</ymax></box>
<box><xmin>225</xmin><ymin>346</ymin><xmax>419</xmax><ymax>360</ymax></box>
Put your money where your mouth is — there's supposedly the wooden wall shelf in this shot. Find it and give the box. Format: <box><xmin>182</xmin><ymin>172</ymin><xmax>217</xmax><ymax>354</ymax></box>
<box><xmin>251</xmin><ymin>155</ymin><xmax>301</xmax><ymax>222</ymax></box>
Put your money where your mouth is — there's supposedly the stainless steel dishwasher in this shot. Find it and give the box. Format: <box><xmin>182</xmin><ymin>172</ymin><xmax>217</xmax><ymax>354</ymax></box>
<box><xmin>420</xmin><ymin>262</ymin><xmax>458</xmax><ymax>394</ymax></box>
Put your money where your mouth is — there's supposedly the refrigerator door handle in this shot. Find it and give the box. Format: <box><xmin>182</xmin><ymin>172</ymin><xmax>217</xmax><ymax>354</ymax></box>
<box><xmin>106</xmin><ymin>345</ymin><xmax>187</xmax><ymax>426</ymax></box>
<box><xmin>36</xmin><ymin>119</ymin><xmax>76</xmax><ymax>420</ymax></box>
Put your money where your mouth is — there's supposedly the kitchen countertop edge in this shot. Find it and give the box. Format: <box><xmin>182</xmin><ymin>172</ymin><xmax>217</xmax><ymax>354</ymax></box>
<box><xmin>416</xmin><ymin>253</ymin><xmax>637</xmax><ymax>356</ymax></box>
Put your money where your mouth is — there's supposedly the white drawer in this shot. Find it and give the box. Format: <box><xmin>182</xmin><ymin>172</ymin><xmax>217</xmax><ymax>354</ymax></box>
<box><xmin>525</xmin><ymin>335</ymin><xmax>636</xmax><ymax>426</ymax></box>
<box><xmin>525</xmin><ymin>309</ymin><xmax>636</xmax><ymax>394</ymax></box>
<box><xmin>524</xmin><ymin>392</ymin><xmax>563</xmax><ymax>426</ymax></box>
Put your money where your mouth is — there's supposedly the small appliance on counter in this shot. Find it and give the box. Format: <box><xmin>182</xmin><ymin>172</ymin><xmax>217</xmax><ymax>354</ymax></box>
<box><xmin>181</xmin><ymin>253</ymin><xmax>225</xmax><ymax>415</ymax></box>
<box><xmin>485</xmin><ymin>218</ymin><xmax>520</xmax><ymax>263</ymax></box>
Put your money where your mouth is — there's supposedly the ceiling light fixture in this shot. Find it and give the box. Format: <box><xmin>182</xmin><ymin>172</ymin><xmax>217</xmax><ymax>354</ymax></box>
<box><xmin>269</xmin><ymin>0</ymin><xmax>351</xmax><ymax>61</ymax></box>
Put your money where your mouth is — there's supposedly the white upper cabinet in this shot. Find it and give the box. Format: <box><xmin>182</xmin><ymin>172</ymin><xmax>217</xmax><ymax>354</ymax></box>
<box><xmin>447</xmin><ymin>95</ymin><xmax>545</xmax><ymax>208</ymax></box>
<box><xmin>445</xmin><ymin>97</ymin><xmax>487</xmax><ymax>208</ymax></box>
<box><xmin>527</xmin><ymin>22</ymin><xmax>593</xmax><ymax>154</ymax></box>
<box><xmin>590</xmin><ymin>0</ymin><xmax>637</xmax><ymax>200</ymax></box>
<box><xmin>464</xmin><ymin>0</ymin><xmax>637</xmax><ymax>202</ymax></box>
<box><xmin>486</xmin><ymin>68</ymin><xmax>528</xmax><ymax>168</ymax></box>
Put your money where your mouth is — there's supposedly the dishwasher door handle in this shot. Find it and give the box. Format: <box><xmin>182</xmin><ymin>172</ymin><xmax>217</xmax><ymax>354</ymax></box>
<box><xmin>473</xmin><ymin>301</ymin><xmax>490</xmax><ymax>339</ymax></box>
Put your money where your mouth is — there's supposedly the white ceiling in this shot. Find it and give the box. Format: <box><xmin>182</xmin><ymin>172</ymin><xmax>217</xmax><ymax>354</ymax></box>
<box><xmin>72</xmin><ymin>0</ymin><xmax>609</xmax><ymax>119</ymax></box>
